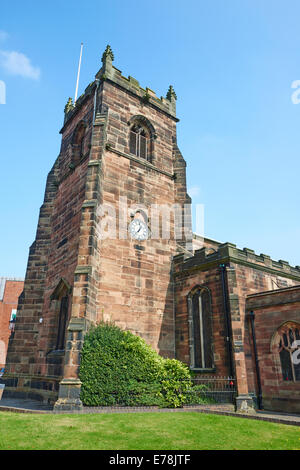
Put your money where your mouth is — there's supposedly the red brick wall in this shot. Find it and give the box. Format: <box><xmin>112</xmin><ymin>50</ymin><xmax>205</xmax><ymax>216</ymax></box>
<box><xmin>0</xmin><ymin>280</ymin><xmax>24</xmax><ymax>368</ymax></box>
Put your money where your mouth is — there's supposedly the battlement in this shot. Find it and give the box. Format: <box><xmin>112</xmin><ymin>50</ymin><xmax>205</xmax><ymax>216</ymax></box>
<box><xmin>60</xmin><ymin>80</ymin><xmax>96</xmax><ymax>132</ymax></box>
<box><xmin>174</xmin><ymin>241</ymin><xmax>300</xmax><ymax>281</ymax></box>
<box><xmin>97</xmin><ymin>45</ymin><xmax>177</xmax><ymax>118</ymax></box>
<box><xmin>61</xmin><ymin>45</ymin><xmax>178</xmax><ymax>130</ymax></box>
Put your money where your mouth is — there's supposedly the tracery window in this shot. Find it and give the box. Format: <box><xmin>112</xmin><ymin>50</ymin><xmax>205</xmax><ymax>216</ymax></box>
<box><xmin>188</xmin><ymin>287</ymin><xmax>213</xmax><ymax>369</ymax></box>
<box><xmin>129</xmin><ymin>123</ymin><xmax>150</xmax><ymax>160</ymax></box>
<box><xmin>277</xmin><ymin>323</ymin><xmax>300</xmax><ymax>382</ymax></box>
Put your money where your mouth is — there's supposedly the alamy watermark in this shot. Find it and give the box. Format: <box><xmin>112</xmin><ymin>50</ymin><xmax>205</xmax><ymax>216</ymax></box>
<box><xmin>94</xmin><ymin>197</ymin><xmax>204</xmax><ymax>243</ymax></box>
<box><xmin>291</xmin><ymin>80</ymin><xmax>300</xmax><ymax>104</ymax></box>
<box><xmin>0</xmin><ymin>80</ymin><xmax>6</xmax><ymax>104</ymax></box>
<box><xmin>292</xmin><ymin>340</ymin><xmax>300</xmax><ymax>365</ymax></box>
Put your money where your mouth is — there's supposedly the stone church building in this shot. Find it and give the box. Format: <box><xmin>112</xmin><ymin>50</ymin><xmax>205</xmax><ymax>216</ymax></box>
<box><xmin>3</xmin><ymin>46</ymin><xmax>300</xmax><ymax>412</ymax></box>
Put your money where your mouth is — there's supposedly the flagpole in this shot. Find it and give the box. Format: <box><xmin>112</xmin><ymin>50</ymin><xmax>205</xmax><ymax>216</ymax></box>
<box><xmin>74</xmin><ymin>42</ymin><xmax>83</xmax><ymax>104</ymax></box>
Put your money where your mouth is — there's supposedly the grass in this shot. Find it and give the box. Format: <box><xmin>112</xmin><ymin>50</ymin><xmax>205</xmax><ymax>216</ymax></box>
<box><xmin>0</xmin><ymin>411</ymin><xmax>299</xmax><ymax>450</ymax></box>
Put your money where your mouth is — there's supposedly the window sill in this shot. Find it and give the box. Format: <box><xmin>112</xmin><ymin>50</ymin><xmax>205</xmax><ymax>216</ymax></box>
<box><xmin>129</xmin><ymin>151</ymin><xmax>151</xmax><ymax>163</ymax></box>
<box><xmin>279</xmin><ymin>379</ymin><xmax>300</xmax><ymax>384</ymax></box>
<box><xmin>106</xmin><ymin>146</ymin><xmax>174</xmax><ymax>179</ymax></box>
<box><xmin>190</xmin><ymin>367</ymin><xmax>216</xmax><ymax>373</ymax></box>
<box><xmin>46</xmin><ymin>350</ymin><xmax>65</xmax><ymax>357</ymax></box>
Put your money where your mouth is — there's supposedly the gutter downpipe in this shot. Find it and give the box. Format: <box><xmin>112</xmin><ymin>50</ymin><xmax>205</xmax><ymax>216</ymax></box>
<box><xmin>220</xmin><ymin>263</ymin><xmax>235</xmax><ymax>379</ymax></box>
<box><xmin>93</xmin><ymin>79</ymin><xmax>100</xmax><ymax>125</ymax></box>
<box><xmin>249</xmin><ymin>310</ymin><xmax>263</xmax><ymax>410</ymax></box>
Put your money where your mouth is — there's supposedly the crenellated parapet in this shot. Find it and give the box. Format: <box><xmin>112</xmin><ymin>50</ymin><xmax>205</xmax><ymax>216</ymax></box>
<box><xmin>173</xmin><ymin>241</ymin><xmax>300</xmax><ymax>282</ymax></box>
<box><xmin>97</xmin><ymin>45</ymin><xmax>178</xmax><ymax>118</ymax></box>
<box><xmin>62</xmin><ymin>81</ymin><xmax>96</xmax><ymax>130</ymax></box>
<box><xmin>62</xmin><ymin>45</ymin><xmax>178</xmax><ymax>130</ymax></box>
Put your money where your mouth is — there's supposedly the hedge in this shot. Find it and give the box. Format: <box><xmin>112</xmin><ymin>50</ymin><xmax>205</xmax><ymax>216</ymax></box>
<box><xmin>79</xmin><ymin>322</ymin><xmax>196</xmax><ymax>408</ymax></box>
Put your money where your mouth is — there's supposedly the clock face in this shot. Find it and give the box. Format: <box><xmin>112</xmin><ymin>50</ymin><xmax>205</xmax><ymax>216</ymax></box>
<box><xmin>128</xmin><ymin>219</ymin><xmax>149</xmax><ymax>240</ymax></box>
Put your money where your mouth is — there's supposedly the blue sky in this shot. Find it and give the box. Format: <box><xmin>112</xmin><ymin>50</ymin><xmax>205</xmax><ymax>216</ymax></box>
<box><xmin>0</xmin><ymin>0</ymin><xmax>300</xmax><ymax>277</ymax></box>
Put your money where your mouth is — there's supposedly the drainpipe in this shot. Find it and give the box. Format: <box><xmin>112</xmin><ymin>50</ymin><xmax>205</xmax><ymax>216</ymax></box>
<box><xmin>249</xmin><ymin>310</ymin><xmax>263</xmax><ymax>410</ymax></box>
<box><xmin>220</xmin><ymin>263</ymin><xmax>235</xmax><ymax>379</ymax></box>
<box><xmin>93</xmin><ymin>79</ymin><xmax>100</xmax><ymax>125</ymax></box>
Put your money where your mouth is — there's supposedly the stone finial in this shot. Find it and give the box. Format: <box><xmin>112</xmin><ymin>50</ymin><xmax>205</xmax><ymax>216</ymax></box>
<box><xmin>101</xmin><ymin>44</ymin><xmax>114</xmax><ymax>63</ymax></box>
<box><xmin>64</xmin><ymin>97</ymin><xmax>74</xmax><ymax>114</ymax></box>
<box><xmin>166</xmin><ymin>85</ymin><xmax>177</xmax><ymax>101</ymax></box>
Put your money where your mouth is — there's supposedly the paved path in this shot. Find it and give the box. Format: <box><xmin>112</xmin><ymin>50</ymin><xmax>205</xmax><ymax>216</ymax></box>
<box><xmin>0</xmin><ymin>398</ymin><xmax>53</xmax><ymax>413</ymax></box>
<box><xmin>1</xmin><ymin>398</ymin><xmax>300</xmax><ymax>426</ymax></box>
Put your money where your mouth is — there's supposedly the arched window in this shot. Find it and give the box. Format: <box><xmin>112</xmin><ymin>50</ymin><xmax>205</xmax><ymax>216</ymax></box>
<box><xmin>129</xmin><ymin>123</ymin><xmax>150</xmax><ymax>160</ymax></box>
<box><xmin>128</xmin><ymin>116</ymin><xmax>156</xmax><ymax>162</ymax></box>
<box><xmin>50</xmin><ymin>278</ymin><xmax>71</xmax><ymax>351</ymax></box>
<box><xmin>187</xmin><ymin>287</ymin><xmax>213</xmax><ymax>369</ymax></box>
<box><xmin>276</xmin><ymin>323</ymin><xmax>300</xmax><ymax>382</ymax></box>
<box><xmin>56</xmin><ymin>295</ymin><xmax>69</xmax><ymax>351</ymax></box>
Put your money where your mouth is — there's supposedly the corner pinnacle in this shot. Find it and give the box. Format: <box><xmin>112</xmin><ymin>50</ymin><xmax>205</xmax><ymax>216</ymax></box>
<box><xmin>102</xmin><ymin>44</ymin><xmax>114</xmax><ymax>63</ymax></box>
<box><xmin>166</xmin><ymin>85</ymin><xmax>177</xmax><ymax>101</ymax></box>
<box><xmin>64</xmin><ymin>97</ymin><xmax>74</xmax><ymax>114</ymax></box>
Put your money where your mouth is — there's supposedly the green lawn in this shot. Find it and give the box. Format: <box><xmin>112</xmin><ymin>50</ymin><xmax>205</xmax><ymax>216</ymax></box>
<box><xmin>0</xmin><ymin>411</ymin><xmax>299</xmax><ymax>450</ymax></box>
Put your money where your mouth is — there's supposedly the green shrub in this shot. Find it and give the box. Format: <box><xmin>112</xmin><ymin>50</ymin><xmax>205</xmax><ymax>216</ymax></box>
<box><xmin>184</xmin><ymin>384</ymin><xmax>216</xmax><ymax>405</ymax></box>
<box><xmin>160</xmin><ymin>358</ymin><xmax>191</xmax><ymax>408</ymax></box>
<box><xmin>79</xmin><ymin>322</ymin><xmax>192</xmax><ymax>408</ymax></box>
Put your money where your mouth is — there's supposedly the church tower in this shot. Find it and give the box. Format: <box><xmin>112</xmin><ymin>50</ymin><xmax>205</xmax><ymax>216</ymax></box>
<box><xmin>4</xmin><ymin>46</ymin><xmax>192</xmax><ymax>409</ymax></box>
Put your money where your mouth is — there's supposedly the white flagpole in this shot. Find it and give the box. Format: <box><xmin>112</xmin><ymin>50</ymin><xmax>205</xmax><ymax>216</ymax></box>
<box><xmin>74</xmin><ymin>42</ymin><xmax>83</xmax><ymax>104</ymax></box>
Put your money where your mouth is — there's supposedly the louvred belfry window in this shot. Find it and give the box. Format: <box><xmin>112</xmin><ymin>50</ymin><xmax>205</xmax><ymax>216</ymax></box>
<box><xmin>129</xmin><ymin>124</ymin><xmax>149</xmax><ymax>160</ymax></box>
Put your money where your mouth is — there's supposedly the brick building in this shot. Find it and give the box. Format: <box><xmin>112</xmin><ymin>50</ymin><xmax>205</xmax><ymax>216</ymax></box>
<box><xmin>0</xmin><ymin>278</ymin><xmax>24</xmax><ymax>369</ymax></box>
<box><xmin>3</xmin><ymin>46</ymin><xmax>300</xmax><ymax>412</ymax></box>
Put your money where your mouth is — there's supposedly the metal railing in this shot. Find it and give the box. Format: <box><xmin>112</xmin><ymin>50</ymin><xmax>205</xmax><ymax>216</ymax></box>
<box><xmin>186</xmin><ymin>376</ymin><xmax>236</xmax><ymax>404</ymax></box>
<box><xmin>88</xmin><ymin>375</ymin><xmax>237</xmax><ymax>406</ymax></box>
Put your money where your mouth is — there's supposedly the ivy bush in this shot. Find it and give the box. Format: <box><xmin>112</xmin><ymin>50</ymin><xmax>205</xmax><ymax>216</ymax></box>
<box><xmin>79</xmin><ymin>322</ymin><xmax>194</xmax><ymax>408</ymax></box>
